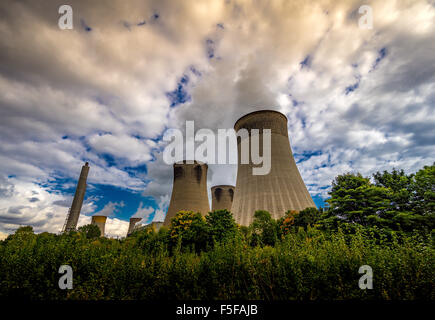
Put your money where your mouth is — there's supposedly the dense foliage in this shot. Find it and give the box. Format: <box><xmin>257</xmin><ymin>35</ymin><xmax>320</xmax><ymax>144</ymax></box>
<box><xmin>0</xmin><ymin>164</ymin><xmax>433</xmax><ymax>300</ymax></box>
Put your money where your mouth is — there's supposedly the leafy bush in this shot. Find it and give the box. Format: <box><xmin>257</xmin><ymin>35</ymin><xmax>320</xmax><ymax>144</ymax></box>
<box><xmin>77</xmin><ymin>224</ymin><xmax>101</xmax><ymax>239</ymax></box>
<box><xmin>168</xmin><ymin>210</ymin><xmax>209</xmax><ymax>253</ymax></box>
<box><xmin>206</xmin><ymin>209</ymin><xmax>237</xmax><ymax>243</ymax></box>
<box><xmin>0</xmin><ymin>226</ymin><xmax>432</xmax><ymax>300</ymax></box>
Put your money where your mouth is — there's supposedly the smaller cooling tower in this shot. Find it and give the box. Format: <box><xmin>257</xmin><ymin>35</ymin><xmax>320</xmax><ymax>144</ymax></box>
<box><xmin>127</xmin><ymin>217</ymin><xmax>142</xmax><ymax>236</ymax></box>
<box><xmin>91</xmin><ymin>215</ymin><xmax>107</xmax><ymax>237</ymax></box>
<box><xmin>211</xmin><ymin>185</ymin><xmax>235</xmax><ymax>212</ymax></box>
<box><xmin>151</xmin><ymin>221</ymin><xmax>163</xmax><ymax>231</ymax></box>
<box><xmin>163</xmin><ymin>160</ymin><xmax>210</xmax><ymax>226</ymax></box>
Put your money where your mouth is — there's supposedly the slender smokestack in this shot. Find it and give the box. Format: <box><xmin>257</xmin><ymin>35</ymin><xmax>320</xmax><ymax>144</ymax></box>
<box><xmin>63</xmin><ymin>162</ymin><xmax>90</xmax><ymax>232</ymax></box>
<box><xmin>127</xmin><ymin>217</ymin><xmax>142</xmax><ymax>236</ymax></box>
<box><xmin>211</xmin><ymin>185</ymin><xmax>235</xmax><ymax>212</ymax></box>
<box><xmin>231</xmin><ymin>110</ymin><xmax>315</xmax><ymax>225</ymax></box>
<box><xmin>91</xmin><ymin>215</ymin><xmax>107</xmax><ymax>237</ymax></box>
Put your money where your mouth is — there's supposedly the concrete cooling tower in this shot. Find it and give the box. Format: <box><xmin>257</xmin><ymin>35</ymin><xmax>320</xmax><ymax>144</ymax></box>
<box><xmin>163</xmin><ymin>160</ymin><xmax>210</xmax><ymax>227</ymax></box>
<box><xmin>91</xmin><ymin>215</ymin><xmax>107</xmax><ymax>237</ymax></box>
<box><xmin>127</xmin><ymin>217</ymin><xmax>142</xmax><ymax>236</ymax></box>
<box><xmin>63</xmin><ymin>162</ymin><xmax>90</xmax><ymax>232</ymax></box>
<box><xmin>231</xmin><ymin>110</ymin><xmax>315</xmax><ymax>226</ymax></box>
<box><xmin>211</xmin><ymin>185</ymin><xmax>235</xmax><ymax>211</ymax></box>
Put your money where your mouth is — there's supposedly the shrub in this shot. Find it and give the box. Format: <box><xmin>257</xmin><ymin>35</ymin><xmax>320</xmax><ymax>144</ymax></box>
<box><xmin>77</xmin><ymin>224</ymin><xmax>101</xmax><ymax>239</ymax></box>
<box><xmin>168</xmin><ymin>210</ymin><xmax>209</xmax><ymax>253</ymax></box>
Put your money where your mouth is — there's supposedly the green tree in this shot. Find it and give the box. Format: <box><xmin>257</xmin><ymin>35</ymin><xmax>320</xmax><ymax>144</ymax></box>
<box><xmin>169</xmin><ymin>210</ymin><xmax>209</xmax><ymax>252</ymax></box>
<box><xmin>251</xmin><ymin>210</ymin><xmax>278</xmax><ymax>246</ymax></box>
<box><xmin>77</xmin><ymin>224</ymin><xmax>101</xmax><ymax>239</ymax></box>
<box><xmin>15</xmin><ymin>226</ymin><xmax>34</xmax><ymax>234</ymax></box>
<box><xmin>410</xmin><ymin>163</ymin><xmax>435</xmax><ymax>216</ymax></box>
<box><xmin>294</xmin><ymin>207</ymin><xmax>320</xmax><ymax>229</ymax></box>
<box><xmin>206</xmin><ymin>209</ymin><xmax>237</xmax><ymax>243</ymax></box>
<box><xmin>277</xmin><ymin>210</ymin><xmax>297</xmax><ymax>237</ymax></box>
<box><xmin>373</xmin><ymin>168</ymin><xmax>413</xmax><ymax>212</ymax></box>
<box><xmin>327</xmin><ymin>173</ymin><xmax>391</xmax><ymax>226</ymax></box>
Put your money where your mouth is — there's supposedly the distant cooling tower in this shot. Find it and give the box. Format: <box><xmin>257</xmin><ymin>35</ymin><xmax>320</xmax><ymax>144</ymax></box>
<box><xmin>91</xmin><ymin>215</ymin><xmax>107</xmax><ymax>237</ymax></box>
<box><xmin>231</xmin><ymin>110</ymin><xmax>315</xmax><ymax>225</ymax></box>
<box><xmin>127</xmin><ymin>217</ymin><xmax>142</xmax><ymax>236</ymax></box>
<box><xmin>211</xmin><ymin>185</ymin><xmax>235</xmax><ymax>212</ymax></box>
<box><xmin>63</xmin><ymin>162</ymin><xmax>90</xmax><ymax>232</ymax></box>
<box><xmin>151</xmin><ymin>221</ymin><xmax>163</xmax><ymax>231</ymax></box>
<box><xmin>163</xmin><ymin>160</ymin><xmax>210</xmax><ymax>226</ymax></box>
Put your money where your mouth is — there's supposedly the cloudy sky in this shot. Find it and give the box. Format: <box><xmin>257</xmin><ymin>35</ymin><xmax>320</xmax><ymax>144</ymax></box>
<box><xmin>0</xmin><ymin>0</ymin><xmax>434</xmax><ymax>239</ymax></box>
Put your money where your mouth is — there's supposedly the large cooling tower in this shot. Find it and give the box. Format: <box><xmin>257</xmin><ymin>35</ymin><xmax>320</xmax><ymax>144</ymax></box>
<box><xmin>91</xmin><ymin>215</ymin><xmax>107</xmax><ymax>237</ymax></box>
<box><xmin>127</xmin><ymin>217</ymin><xmax>142</xmax><ymax>236</ymax></box>
<box><xmin>231</xmin><ymin>110</ymin><xmax>315</xmax><ymax>225</ymax></box>
<box><xmin>211</xmin><ymin>185</ymin><xmax>235</xmax><ymax>212</ymax></box>
<box><xmin>163</xmin><ymin>160</ymin><xmax>210</xmax><ymax>226</ymax></box>
<box><xmin>63</xmin><ymin>162</ymin><xmax>90</xmax><ymax>232</ymax></box>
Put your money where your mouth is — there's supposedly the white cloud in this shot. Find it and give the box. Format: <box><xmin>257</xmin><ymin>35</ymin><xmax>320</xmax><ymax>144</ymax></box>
<box><xmin>87</xmin><ymin>134</ymin><xmax>154</xmax><ymax>166</ymax></box>
<box><xmin>131</xmin><ymin>202</ymin><xmax>154</xmax><ymax>222</ymax></box>
<box><xmin>93</xmin><ymin>201</ymin><xmax>125</xmax><ymax>217</ymax></box>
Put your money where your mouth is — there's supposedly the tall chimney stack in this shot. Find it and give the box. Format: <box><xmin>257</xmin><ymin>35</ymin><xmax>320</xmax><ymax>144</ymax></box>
<box><xmin>63</xmin><ymin>162</ymin><xmax>90</xmax><ymax>232</ymax></box>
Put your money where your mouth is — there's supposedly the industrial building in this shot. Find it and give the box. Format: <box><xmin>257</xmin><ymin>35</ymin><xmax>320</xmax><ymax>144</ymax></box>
<box><xmin>127</xmin><ymin>217</ymin><xmax>142</xmax><ymax>236</ymax></box>
<box><xmin>91</xmin><ymin>215</ymin><xmax>107</xmax><ymax>237</ymax></box>
<box><xmin>62</xmin><ymin>162</ymin><xmax>90</xmax><ymax>232</ymax></box>
<box><xmin>211</xmin><ymin>185</ymin><xmax>235</xmax><ymax>212</ymax></box>
<box><xmin>231</xmin><ymin>110</ymin><xmax>315</xmax><ymax>225</ymax></box>
<box><xmin>163</xmin><ymin>160</ymin><xmax>210</xmax><ymax>226</ymax></box>
<box><xmin>62</xmin><ymin>109</ymin><xmax>315</xmax><ymax>235</ymax></box>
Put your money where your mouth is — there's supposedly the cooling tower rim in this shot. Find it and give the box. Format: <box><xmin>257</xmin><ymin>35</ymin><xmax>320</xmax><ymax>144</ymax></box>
<box><xmin>91</xmin><ymin>215</ymin><xmax>108</xmax><ymax>219</ymax></box>
<box><xmin>173</xmin><ymin>160</ymin><xmax>208</xmax><ymax>167</ymax></box>
<box><xmin>234</xmin><ymin>109</ymin><xmax>287</xmax><ymax>129</ymax></box>
<box><xmin>129</xmin><ymin>217</ymin><xmax>142</xmax><ymax>222</ymax></box>
<box><xmin>211</xmin><ymin>184</ymin><xmax>235</xmax><ymax>190</ymax></box>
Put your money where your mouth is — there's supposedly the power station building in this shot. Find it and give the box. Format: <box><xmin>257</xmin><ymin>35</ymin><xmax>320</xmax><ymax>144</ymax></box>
<box><xmin>231</xmin><ymin>110</ymin><xmax>315</xmax><ymax>226</ymax></box>
<box><xmin>127</xmin><ymin>217</ymin><xmax>142</xmax><ymax>236</ymax></box>
<box><xmin>163</xmin><ymin>160</ymin><xmax>210</xmax><ymax>226</ymax></box>
<box><xmin>62</xmin><ymin>162</ymin><xmax>90</xmax><ymax>232</ymax></box>
<box><xmin>91</xmin><ymin>215</ymin><xmax>107</xmax><ymax>237</ymax></box>
<box><xmin>211</xmin><ymin>185</ymin><xmax>235</xmax><ymax>211</ymax></box>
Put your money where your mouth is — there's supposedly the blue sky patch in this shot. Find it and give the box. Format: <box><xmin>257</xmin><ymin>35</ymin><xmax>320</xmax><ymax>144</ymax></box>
<box><xmin>345</xmin><ymin>82</ymin><xmax>359</xmax><ymax>95</ymax></box>
<box><xmin>300</xmin><ymin>55</ymin><xmax>311</xmax><ymax>69</ymax></box>
<box><xmin>311</xmin><ymin>194</ymin><xmax>326</xmax><ymax>209</ymax></box>
<box><xmin>166</xmin><ymin>75</ymin><xmax>191</xmax><ymax>107</ymax></box>
<box><xmin>86</xmin><ymin>184</ymin><xmax>156</xmax><ymax>221</ymax></box>
<box><xmin>205</xmin><ymin>38</ymin><xmax>215</xmax><ymax>59</ymax></box>
<box><xmin>294</xmin><ymin>150</ymin><xmax>323</xmax><ymax>163</ymax></box>
<box><xmin>371</xmin><ymin>47</ymin><xmax>387</xmax><ymax>71</ymax></box>
<box><xmin>80</xmin><ymin>19</ymin><xmax>92</xmax><ymax>32</ymax></box>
